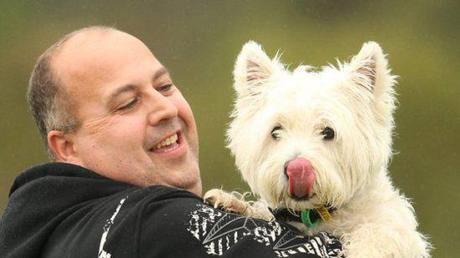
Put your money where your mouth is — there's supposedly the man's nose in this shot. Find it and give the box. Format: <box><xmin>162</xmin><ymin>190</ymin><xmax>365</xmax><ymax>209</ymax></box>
<box><xmin>146</xmin><ymin>92</ymin><xmax>178</xmax><ymax>125</ymax></box>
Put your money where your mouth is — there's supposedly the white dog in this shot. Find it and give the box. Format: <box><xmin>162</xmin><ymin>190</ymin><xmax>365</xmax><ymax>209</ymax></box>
<box><xmin>205</xmin><ymin>41</ymin><xmax>431</xmax><ymax>257</ymax></box>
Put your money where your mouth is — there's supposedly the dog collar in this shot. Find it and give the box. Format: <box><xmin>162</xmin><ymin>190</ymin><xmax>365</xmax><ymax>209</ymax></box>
<box><xmin>271</xmin><ymin>206</ymin><xmax>335</xmax><ymax>229</ymax></box>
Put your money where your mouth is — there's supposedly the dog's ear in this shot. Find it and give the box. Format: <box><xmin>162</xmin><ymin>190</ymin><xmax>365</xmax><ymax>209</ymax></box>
<box><xmin>349</xmin><ymin>41</ymin><xmax>397</xmax><ymax>100</ymax></box>
<box><xmin>349</xmin><ymin>42</ymin><xmax>398</xmax><ymax>127</ymax></box>
<box><xmin>233</xmin><ymin>41</ymin><xmax>282</xmax><ymax>100</ymax></box>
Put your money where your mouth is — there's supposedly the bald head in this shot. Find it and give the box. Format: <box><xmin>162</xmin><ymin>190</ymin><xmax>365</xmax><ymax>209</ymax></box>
<box><xmin>51</xmin><ymin>28</ymin><xmax>160</xmax><ymax>126</ymax></box>
<box><xmin>53</xmin><ymin>27</ymin><xmax>145</xmax><ymax>83</ymax></box>
<box><xmin>27</xmin><ymin>26</ymin><xmax>131</xmax><ymax>159</ymax></box>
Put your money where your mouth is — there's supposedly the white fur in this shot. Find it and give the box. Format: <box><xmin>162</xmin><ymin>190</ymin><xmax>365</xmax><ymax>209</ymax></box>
<box><xmin>225</xmin><ymin>41</ymin><xmax>431</xmax><ymax>257</ymax></box>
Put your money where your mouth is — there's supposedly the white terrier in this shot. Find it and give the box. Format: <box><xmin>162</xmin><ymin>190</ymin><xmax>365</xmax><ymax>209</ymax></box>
<box><xmin>205</xmin><ymin>41</ymin><xmax>431</xmax><ymax>257</ymax></box>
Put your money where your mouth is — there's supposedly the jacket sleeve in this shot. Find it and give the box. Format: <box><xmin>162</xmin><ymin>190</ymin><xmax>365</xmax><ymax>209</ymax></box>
<box><xmin>137</xmin><ymin>188</ymin><xmax>342</xmax><ymax>258</ymax></box>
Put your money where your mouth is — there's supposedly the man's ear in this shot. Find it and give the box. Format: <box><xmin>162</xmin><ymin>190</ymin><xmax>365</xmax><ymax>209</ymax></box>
<box><xmin>233</xmin><ymin>41</ymin><xmax>283</xmax><ymax>101</ymax></box>
<box><xmin>47</xmin><ymin>130</ymin><xmax>80</xmax><ymax>163</ymax></box>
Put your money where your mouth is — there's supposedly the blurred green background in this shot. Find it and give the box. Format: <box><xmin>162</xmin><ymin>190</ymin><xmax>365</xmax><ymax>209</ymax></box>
<box><xmin>0</xmin><ymin>1</ymin><xmax>458</xmax><ymax>256</ymax></box>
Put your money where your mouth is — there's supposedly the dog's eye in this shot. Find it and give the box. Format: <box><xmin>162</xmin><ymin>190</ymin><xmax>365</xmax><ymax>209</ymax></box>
<box><xmin>321</xmin><ymin>127</ymin><xmax>335</xmax><ymax>140</ymax></box>
<box><xmin>271</xmin><ymin>126</ymin><xmax>282</xmax><ymax>140</ymax></box>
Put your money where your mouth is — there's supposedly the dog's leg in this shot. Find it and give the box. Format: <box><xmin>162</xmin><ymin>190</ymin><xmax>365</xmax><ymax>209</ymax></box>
<box><xmin>204</xmin><ymin>189</ymin><xmax>274</xmax><ymax>221</ymax></box>
<box><xmin>340</xmin><ymin>223</ymin><xmax>430</xmax><ymax>258</ymax></box>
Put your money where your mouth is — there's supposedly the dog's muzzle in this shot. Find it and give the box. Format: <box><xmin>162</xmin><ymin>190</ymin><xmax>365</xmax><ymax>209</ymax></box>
<box><xmin>284</xmin><ymin>158</ymin><xmax>316</xmax><ymax>199</ymax></box>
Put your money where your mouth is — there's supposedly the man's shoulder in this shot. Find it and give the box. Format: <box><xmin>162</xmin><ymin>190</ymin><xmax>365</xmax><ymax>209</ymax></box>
<box><xmin>0</xmin><ymin>162</ymin><xmax>202</xmax><ymax>258</ymax></box>
<box><xmin>9</xmin><ymin>162</ymin><xmax>121</xmax><ymax>196</ymax></box>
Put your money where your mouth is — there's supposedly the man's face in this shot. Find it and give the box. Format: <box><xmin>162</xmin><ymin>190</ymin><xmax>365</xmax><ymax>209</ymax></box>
<box><xmin>52</xmin><ymin>30</ymin><xmax>201</xmax><ymax>195</ymax></box>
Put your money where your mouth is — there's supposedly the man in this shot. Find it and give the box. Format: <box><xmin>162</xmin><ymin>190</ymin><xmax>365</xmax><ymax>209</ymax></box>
<box><xmin>0</xmin><ymin>26</ymin><xmax>341</xmax><ymax>257</ymax></box>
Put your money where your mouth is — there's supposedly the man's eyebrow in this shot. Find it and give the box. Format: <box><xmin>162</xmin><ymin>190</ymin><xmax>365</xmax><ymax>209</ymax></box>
<box><xmin>153</xmin><ymin>67</ymin><xmax>169</xmax><ymax>81</ymax></box>
<box><xmin>107</xmin><ymin>67</ymin><xmax>170</xmax><ymax>104</ymax></box>
<box><xmin>108</xmin><ymin>84</ymin><xmax>137</xmax><ymax>104</ymax></box>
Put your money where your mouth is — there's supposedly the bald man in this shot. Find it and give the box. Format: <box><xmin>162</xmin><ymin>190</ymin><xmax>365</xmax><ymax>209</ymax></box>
<box><xmin>0</xmin><ymin>26</ymin><xmax>342</xmax><ymax>258</ymax></box>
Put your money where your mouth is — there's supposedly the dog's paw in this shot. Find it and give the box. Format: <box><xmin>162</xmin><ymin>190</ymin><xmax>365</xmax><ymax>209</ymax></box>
<box><xmin>204</xmin><ymin>189</ymin><xmax>274</xmax><ymax>221</ymax></box>
<box><xmin>244</xmin><ymin>201</ymin><xmax>274</xmax><ymax>221</ymax></box>
<box><xmin>204</xmin><ymin>189</ymin><xmax>249</xmax><ymax>214</ymax></box>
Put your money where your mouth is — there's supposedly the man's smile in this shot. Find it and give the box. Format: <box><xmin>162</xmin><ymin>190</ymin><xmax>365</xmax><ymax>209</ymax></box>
<box><xmin>149</xmin><ymin>131</ymin><xmax>186</xmax><ymax>156</ymax></box>
<box><xmin>153</xmin><ymin>133</ymin><xmax>178</xmax><ymax>150</ymax></box>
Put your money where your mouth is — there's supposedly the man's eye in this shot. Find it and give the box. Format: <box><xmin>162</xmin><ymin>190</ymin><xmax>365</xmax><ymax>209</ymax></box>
<box><xmin>157</xmin><ymin>84</ymin><xmax>173</xmax><ymax>92</ymax></box>
<box><xmin>117</xmin><ymin>97</ymin><xmax>138</xmax><ymax>111</ymax></box>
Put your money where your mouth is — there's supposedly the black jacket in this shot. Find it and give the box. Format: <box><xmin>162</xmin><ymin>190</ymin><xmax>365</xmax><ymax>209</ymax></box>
<box><xmin>0</xmin><ymin>163</ymin><xmax>341</xmax><ymax>258</ymax></box>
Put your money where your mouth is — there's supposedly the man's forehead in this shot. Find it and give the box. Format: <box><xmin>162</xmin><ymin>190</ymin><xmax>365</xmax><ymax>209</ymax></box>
<box><xmin>56</xmin><ymin>31</ymin><xmax>147</xmax><ymax>70</ymax></box>
<box><xmin>52</xmin><ymin>29</ymin><xmax>159</xmax><ymax>92</ymax></box>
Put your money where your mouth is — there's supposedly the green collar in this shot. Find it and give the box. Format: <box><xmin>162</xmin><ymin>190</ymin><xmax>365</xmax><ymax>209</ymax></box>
<box><xmin>272</xmin><ymin>206</ymin><xmax>335</xmax><ymax>229</ymax></box>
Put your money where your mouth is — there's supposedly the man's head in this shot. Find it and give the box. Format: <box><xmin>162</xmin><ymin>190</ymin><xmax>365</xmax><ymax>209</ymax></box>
<box><xmin>28</xmin><ymin>26</ymin><xmax>201</xmax><ymax>195</ymax></box>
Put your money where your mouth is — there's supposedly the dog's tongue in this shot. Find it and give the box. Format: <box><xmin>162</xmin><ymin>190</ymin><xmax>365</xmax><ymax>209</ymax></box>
<box><xmin>285</xmin><ymin>158</ymin><xmax>315</xmax><ymax>199</ymax></box>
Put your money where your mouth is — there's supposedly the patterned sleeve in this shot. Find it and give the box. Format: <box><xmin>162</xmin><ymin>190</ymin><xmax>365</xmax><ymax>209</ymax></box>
<box><xmin>139</xmin><ymin>192</ymin><xmax>342</xmax><ymax>258</ymax></box>
<box><xmin>186</xmin><ymin>202</ymin><xmax>343</xmax><ymax>258</ymax></box>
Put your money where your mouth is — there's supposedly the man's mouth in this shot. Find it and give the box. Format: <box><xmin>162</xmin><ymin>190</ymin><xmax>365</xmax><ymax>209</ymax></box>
<box><xmin>150</xmin><ymin>132</ymin><xmax>181</xmax><ymax>153</ymax></box>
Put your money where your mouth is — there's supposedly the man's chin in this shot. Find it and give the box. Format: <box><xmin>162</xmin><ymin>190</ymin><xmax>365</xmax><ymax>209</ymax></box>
<box><xmin>166</xmin><ymin>168</ymin><xmax>201</xmax><ymax>195</ymax></box>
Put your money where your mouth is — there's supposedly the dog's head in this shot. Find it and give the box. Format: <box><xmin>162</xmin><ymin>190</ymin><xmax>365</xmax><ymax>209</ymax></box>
<box><xmin>227</xmin><ymin>41</ymin><xmax>397</xmax><ymax>210</ymax></box>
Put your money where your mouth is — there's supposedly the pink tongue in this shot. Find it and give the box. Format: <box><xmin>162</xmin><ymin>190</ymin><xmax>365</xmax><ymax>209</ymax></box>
<box><xmin>285</xmin><ymin>158</ymin><xmax>315</xmax><ymax>199</ymax></box>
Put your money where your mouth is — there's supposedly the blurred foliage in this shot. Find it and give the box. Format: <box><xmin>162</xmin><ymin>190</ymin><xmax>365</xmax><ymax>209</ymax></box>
<box><xmin>0</xmin><ymin>1</ymin><xmax>458</xmax><ymax>256</ymax></box>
